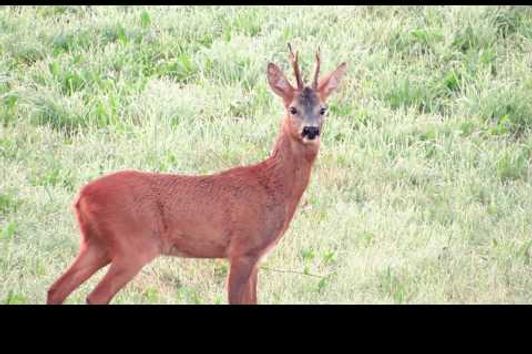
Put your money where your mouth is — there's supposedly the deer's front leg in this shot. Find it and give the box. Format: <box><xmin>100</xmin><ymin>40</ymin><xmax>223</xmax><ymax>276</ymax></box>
<box><xmin>228</xmin><ymin>255</ymin><xmax>259</xmax><ymax>304</ymax></box>
<box><xmin>246</xmin><ymin>267</ymin><xmax>259</xmax><ymax>303</ymax></box>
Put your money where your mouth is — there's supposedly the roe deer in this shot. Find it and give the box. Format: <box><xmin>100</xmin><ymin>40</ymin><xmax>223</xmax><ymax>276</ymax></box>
<box><xmin>47</xmin><ymin>44</ymin><xmax>347</xmax><ymax>304</ymax></box>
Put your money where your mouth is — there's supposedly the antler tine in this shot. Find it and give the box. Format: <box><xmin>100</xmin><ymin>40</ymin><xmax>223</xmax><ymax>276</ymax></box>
<box><xmin>287</xmin><ymin>43</ymin><xmax>304</xmax><ymax>90</ymax></box>
<box><xmin>312</xmin><ymin>47</ymin><xmax>321</xmax><ymax>90</ymax></box>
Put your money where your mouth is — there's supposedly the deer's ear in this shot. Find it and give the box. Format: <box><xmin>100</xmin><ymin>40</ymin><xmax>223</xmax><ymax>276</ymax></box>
<box><xmin>317</xmin><ymin>62</ymin><xmax>347</xmax><ymax>100</ymax></box>
<box><xmin>267</xmin><ymin>63</ymin><xmax>294</xmax><ymax>103</ymax></box>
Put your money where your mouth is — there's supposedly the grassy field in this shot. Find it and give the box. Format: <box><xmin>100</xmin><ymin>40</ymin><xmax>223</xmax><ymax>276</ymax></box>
<box><xmin>1</xmin><ymin>6</ymin><xmax>532</xmax><ymax>304</ymax></box>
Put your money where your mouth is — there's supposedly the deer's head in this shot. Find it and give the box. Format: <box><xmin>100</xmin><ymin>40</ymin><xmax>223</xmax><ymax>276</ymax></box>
<box><xmin>267</xmin><ymin>44</ymin><xmax>347</xmax><ymax>145</ymax></box>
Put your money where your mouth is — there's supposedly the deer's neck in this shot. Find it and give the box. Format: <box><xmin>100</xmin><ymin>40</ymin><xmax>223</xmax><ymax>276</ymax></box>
<box><xmin>264</xmin><ymin>118</ymin><xmax>319</xmax><ymax>211</ymax></box>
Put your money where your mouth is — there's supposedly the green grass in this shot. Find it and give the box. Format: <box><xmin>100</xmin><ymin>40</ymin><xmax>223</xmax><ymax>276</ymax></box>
<box><xmin>1</xmin><ymin>6</ymin><xmax>532</xmax><ymax>304</ymax></box>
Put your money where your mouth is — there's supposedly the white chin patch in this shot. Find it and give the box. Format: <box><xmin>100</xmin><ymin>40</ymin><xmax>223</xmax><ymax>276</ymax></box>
<box><xmin>302</xmin><ymin>136</ymin><xmax>320</xmax><ymax>145</ymax></box>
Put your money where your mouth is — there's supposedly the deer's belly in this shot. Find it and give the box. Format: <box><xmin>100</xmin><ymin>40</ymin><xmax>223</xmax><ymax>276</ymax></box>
<box><xmin>161</xmin><ymin>217</ymin><xmax>230</xmax><ymax>258</ymax></box>
<box><xmin>163</xmin><ymin>235</ymin><xmax>228</xmax><ymax>258</ymax></box>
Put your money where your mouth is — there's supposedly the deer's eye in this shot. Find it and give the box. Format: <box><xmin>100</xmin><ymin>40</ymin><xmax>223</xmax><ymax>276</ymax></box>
<box><xmin>289</xmin><ymin>107</ymin><xmax>298</xmax><ymax>115</ymax></box>
<box><xmin>319</xmin><ymin>107</ymin><xmax>327</xmax><ymax>115</ymax></box>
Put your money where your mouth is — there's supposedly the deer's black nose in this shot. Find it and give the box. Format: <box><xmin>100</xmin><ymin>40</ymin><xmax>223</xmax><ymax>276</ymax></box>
<box><xmin>302</xmin><ymin>126</ymin><xmax>320</xmax><ymax>140</ymax></box>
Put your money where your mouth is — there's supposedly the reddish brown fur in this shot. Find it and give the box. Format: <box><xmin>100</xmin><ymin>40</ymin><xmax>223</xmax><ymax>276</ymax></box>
<box><xmin>47</xmin><ymin>46</ymin><xmax>346</xmax><ymax>304</ymax></box>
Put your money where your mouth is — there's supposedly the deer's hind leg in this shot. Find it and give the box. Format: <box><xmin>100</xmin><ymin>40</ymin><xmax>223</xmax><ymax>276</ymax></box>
<box><xmin>47</xmin><ymin>209</ymin><xmax>111</xmax><ymax>305</ymax></box>
<box><xmin>85</xmin><ymin>229</ymin><xmax>160</xmax><ymax>304</ymax></box>
<box><xmin>47</xmin><ymin>240</ymin><xmax>111</xmax><ymax>304</ymax></box>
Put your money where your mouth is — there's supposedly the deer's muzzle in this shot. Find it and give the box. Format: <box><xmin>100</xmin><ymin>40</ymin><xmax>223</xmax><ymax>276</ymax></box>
<box><xmin>302</xmin><ymin>126</ymin><xmax>320</xmax><ymax>140</ymax></box>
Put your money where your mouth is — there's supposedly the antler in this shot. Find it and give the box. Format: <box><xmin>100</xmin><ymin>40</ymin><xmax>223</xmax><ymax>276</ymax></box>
<box><xmin>288</xmin><ymin>43</ymin><xmax>304</xmax><ymax>90</ymax></box>
<box><xmin>312</xmin><ymin>47</ymin><xmax>321</xmax><ymax>90</ymax></box>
